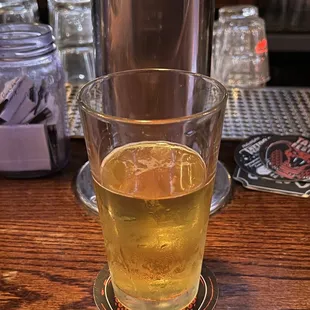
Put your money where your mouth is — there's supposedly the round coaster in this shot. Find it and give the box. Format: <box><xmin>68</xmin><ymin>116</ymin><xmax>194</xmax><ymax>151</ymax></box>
<box><xmin>93</xmin><ymin>261</ymin><xmax>219</xmax><ymax>310</ymax></box>
<box><xmin>76</xmin><ymin>161</ymin><xmax>231</xmax><ymax>216</ymax></box>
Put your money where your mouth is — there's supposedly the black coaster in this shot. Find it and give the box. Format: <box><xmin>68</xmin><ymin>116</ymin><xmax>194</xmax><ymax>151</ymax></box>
<box><xmin>234</xmin><ymin>134</ymin><xmax>284</xmax><ymax>181</ymax></box>
<box><xmin>93</xmin><ymin>261</ymin><xmax>218</xmax><ymax>310</ymax></box>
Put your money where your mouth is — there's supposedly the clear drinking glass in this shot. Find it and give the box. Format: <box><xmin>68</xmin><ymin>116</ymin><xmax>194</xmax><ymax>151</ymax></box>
<box><xmin>59</xmin><ymin>46</ymin><xmax>94</xmax><ymax>84</ymax></box>
<box><xmin>212</xmin><ymin>5</ymin><xmax>270</xmax><ymax>88</ymax></box>
<box><xmin>0</xmin><ymin>0</ymin><xmax>38</xmax><ymax>24</ymax></box>
<box><xmin>48</xmin><ymin>0</ymin><xmax>95</xmax><ymax>84</ymax></box>
<box><xmin>78</xmin><ymin>69</ymin><xmax>227</xmax><ymax>310</ymax></box>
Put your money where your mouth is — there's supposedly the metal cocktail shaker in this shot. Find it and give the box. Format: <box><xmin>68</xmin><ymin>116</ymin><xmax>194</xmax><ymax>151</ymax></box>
<box><xmin>76</xmin><ymin>0</ymin><xmax>230</xmax><ymax>217</ymax></box>
<box><xmin>92</xmin><ymin>0</ymin><xmax>215</xmax><ymax>75</ymax></box>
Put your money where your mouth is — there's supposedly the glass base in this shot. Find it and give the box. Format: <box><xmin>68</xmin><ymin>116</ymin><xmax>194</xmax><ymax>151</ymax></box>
<box><xmin>113</xmin><ymin>281</ymin><xmax>198</xmax><ymax>310</ymax></box>
<box><xmin>93</xmin><ymin>261</ymin><xmax>219</xmax><ymax>310</ymax></box>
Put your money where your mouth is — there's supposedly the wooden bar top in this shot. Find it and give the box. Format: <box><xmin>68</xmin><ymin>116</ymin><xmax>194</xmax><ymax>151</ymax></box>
<box><xmin>0</xmin><ymin>140</ymin><xmax>309</xmax><ymax>310</ymax></box>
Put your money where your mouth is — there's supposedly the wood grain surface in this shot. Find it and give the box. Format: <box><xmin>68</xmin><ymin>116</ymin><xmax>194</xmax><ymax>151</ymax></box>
<box><xmin>0</xmin><ymin>140</ymin><xmax>309</xmax><ymax>310</ymax></box>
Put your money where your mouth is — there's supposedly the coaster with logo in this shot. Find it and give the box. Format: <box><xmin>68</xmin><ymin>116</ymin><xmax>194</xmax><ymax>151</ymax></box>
<box><xmin>259</xmin><ymin>135</ymin><xmax>310</xmax><ymax>182</ymax></box>
<box><xmin>234</xmin><ymin>134</ymin><xmax>284</xmax><ymax>181</ymax></box>
<box><xmin>234</xmin><ymin>135</ymin><xmax>310</xmax><ymax>197</ymax></box>
<box><xmin>93</xmin><ymin>261</ymin><xmax>219</xmax><ymax>310</ymax></box>
<box><xmin>233</xmin><ymin>166</ymin><xmax>310</xmax><ymax>198</ymax></box>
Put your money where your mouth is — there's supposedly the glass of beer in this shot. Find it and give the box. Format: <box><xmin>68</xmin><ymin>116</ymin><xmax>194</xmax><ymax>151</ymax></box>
<box><xmin>78</xmin><ymin>69</ymin><xmax>227</xmax><ymax>310</ymax></box>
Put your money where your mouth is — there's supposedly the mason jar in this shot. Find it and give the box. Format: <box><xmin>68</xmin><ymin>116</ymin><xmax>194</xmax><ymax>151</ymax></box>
<box><xmin>0</xmin><ymin>23</ymin><xmax>69</xmax><ymax>178</ymax></box>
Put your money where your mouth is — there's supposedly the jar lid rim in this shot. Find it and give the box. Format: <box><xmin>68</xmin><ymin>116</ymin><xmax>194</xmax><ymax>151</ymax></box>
<box><xmin>0</xmin><ymin>24</ymin><xmax>55</xmax><ymax>59</ymax></box>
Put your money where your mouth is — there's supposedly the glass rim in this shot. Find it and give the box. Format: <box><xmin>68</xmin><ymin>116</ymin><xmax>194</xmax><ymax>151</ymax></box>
<box><xmin>78</xmin><ymin>68</ymin><xmax>227</xmax><ymax>125</ymax></box>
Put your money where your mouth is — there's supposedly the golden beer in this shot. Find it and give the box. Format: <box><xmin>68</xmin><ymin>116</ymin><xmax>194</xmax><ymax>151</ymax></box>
<box><xmin>93</xmin><ymin>141</ymin><xmax>214</xmax><ymax>308</ymax></box>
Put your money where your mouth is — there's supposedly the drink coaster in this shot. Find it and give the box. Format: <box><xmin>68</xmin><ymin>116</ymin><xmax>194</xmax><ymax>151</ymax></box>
<box><xmin>93</xmin><ymin>261</ymin><xmax>219</xmax><ymax>310</ymax></box>
<box><xmin>75</xmin><ymin>161</ymin><xmax>231</xmax><ymax>216</ymax></box>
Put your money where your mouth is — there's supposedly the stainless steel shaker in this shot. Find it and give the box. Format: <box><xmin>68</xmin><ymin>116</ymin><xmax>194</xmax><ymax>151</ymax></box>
<box><xmin>78</xmin><ymin>0</ymin><xmax>230</xmax><ymax>217</ymax></box>
<box><xmin>92</xmin><ymin>0</ymin><xmax>215</xmax><ymax>75</ymax></box>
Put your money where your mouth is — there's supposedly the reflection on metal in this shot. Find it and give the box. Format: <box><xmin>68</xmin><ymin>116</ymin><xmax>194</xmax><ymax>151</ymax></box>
<box><xmin>92</xmin><ymin>0</ymin><xmax>215</xmax><ymax>76</ymax></box>
<box><xmin>68</xmin><ymin>85</ymin><xmax>310</xmax><ymax>140</ymax></box>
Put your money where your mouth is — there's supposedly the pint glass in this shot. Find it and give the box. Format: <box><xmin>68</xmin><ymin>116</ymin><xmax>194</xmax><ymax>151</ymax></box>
<box><xmin>78</xmin><ymin>69</ymin><xmax>227</xmax><ymax>310</ymax></box>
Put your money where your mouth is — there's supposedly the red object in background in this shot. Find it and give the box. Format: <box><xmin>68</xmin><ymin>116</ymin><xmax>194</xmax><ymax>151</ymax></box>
<box><xmin>256</xmin><ymin>38</ymin><xmax>268</xmax><ymax>54</ymax></box>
